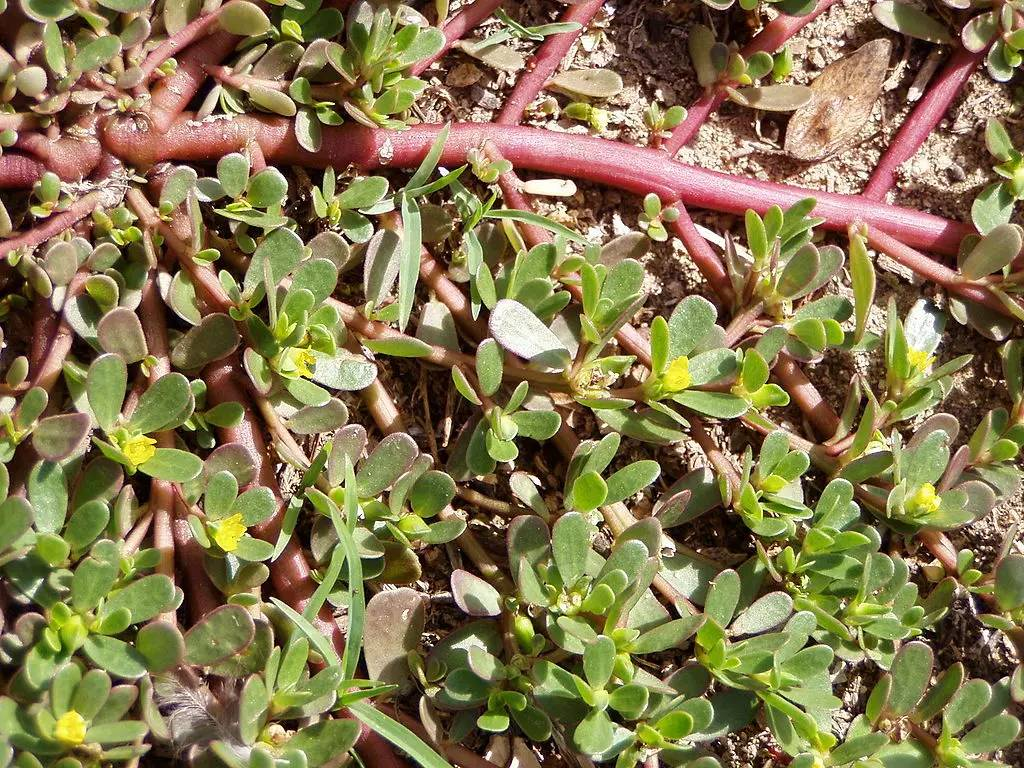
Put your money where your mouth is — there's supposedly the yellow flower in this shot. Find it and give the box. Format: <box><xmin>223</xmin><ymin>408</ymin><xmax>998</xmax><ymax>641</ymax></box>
<box><xmin>663</xmin><ymin>356</ymin><xmax>692</xmax><ymax>392</ymax></box>
<box><xmin>212</xmin><ymin>513</ymin><xmax>247</xmax><ymax>553</ymax></box>
<box><xmin>121</xmin><ymin>434</ymin><xmax>157</xmax><ymax>468</ymax></box>
<box><xmin>907</xmin><ymin>483</ymin><xmax>942</xmax><ymax>516</ymax></box>
<box><xmin>55</xmin><ymin>710</ymin><xmax>87</xmax><ymax>745</ymax></box>
<box><xmin>907</xmin><ymin>347</ymin><xmax>935</xmax><ymax>374</ymax></box>
<box><xmin>277</xmin><ymin>347</ymin><xmax>317</xmax><ymax>379</ymax></box>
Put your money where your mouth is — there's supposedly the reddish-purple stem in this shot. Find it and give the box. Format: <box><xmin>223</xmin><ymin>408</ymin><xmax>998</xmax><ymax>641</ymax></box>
<box><xmin>148</xmin><ymin>31</ymin><xmax>240</xmax><ymax>132</ymax></box>
<box><xmin>862</xmin><ymin>45</ymin><xmax>986</xmax><ymax>201</ymax></box>
<box><xmin>411</xmin><ymin>0</ymin><xmax>507</xmax><ymax>76</ymax></box>
<box><xmin>102</xmin><ymin>116</ymin><xmax>971</xmax><ymax>255</ymax></box>
<box><xmin>665</xmin><ymin>0</ymin><xmax>839</xmax><ymax>154</ymax></box>
<box><xmin>1</xmin><ymin>192</ymin><xmax>102</xmax><ymax>261</ymax></box>
<box><xmin>495</xmin><ymin>0</ymin><xmax>604</xmax><ymax>125</ymax></box>
<box><xmin>14</xmin><ymin>118</ymin><xmax>103</xmax><ymax>181</ymax></box>
<box><xmin>864</xmin><ymin>223</ymin><xmax>1021</xmax><ymax>318</ymax></box>
<box><xmin>203</xmin><ymin>357</ymin><xmax>349</xmax><ymax>654</ymax></box>
<box><xmin>138</xmin><ymin>10</ymin><xmax>223</xmax><ymax>82</ymax></box>
<box><xmin>0</xmin><ymin>153</ymin><xmax>46</xmax><ymax>188</ymax></box>
<box><xmin>668</xmin><ymin>209</ymin><xmax>735</xmax><ymax>303</ymax></box>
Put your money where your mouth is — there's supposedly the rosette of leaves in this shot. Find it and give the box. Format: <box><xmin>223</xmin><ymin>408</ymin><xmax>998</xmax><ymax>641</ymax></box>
<box><xmin>637</xmin><ymin>295</ymin><xmax>746</xmax><ymax>419</ymax></box>
<box><xmin>11</xmin><ymin>535</ymin><xmax>180</xmax><ymax>685</ymax></box>
<box><xmin>38</xmin><ymin>238</ymin><xmax>152</xmax><ymax>353</ymax></box>
<box><xmin>730</xmin><ymin>431</ymin><xmax>813</xmax><ymax>539</ymax></box>
<box><xmin>880</xmin><ymin>299</ymin><xmax>970</xmax><ymax>424</ymax></box>
<box><xmin>637</xmin><ymin>194</ymin><xmax>680</xmax><ymax>242</ymax></box>
<box><xmin>231</xmin><ymin>227</ymin><xmax>377</xmax><ymax>407</ymax></box>
<box><xmin>688</xmin><ymin>25</ymin><xmax>812</xmax><ymax>113</ymax></box>
<box><xmin>568</xmin><ymin>255</ymin><xmax>648</xmax><ymax>404</ymax></box>
<box><xmin>534</xmin><ymin>636</ymin><xmax>676</xmax><ymax>759</ymax></box>
<box><xmin>562</xmin><ymin>433</ymin><xmax>661</xmax><ymax>514</ymax></box>
<box><xmin>853</xmin><ymin>422</ymin><xmax>996</xmax><ymax>534</ymax></box>
<box><xmin>0</xmin><ymin>665</ymin><xmax>149</xmax><ymax>765</ymax></box>
<box><xmin>30</xmin><ymin>172</ymin><xmax>72</xmax><ymax>219</ymax></box>
<box><xmin>977</xmin><ymin>553</ymin><xmax>1024</xmax><ymax>698</ymax></box>
<box><xmin>761</xmin><ymin>479</ymin><xmax>955</xmax><ymax>668</ymax></box>
<box><xmin>309</xmin><ymin>427</ymin><xmax>462</xmax><ymax>585</ymax></box>
<box><xmin>727</xmin><ymin>202</ymin><xmax>851</xmax><ymax>362</ymax></box>
<box><xmin>227</xmin><ymin>637</ymin><xmax>358</xmax><ymax>766</ymax></box>
<box><xmin>323</xmin><ymin>0</ymin><xmax>444</xmax><ymax>130</ymax></box>
<box><xmin>481</xmin><ymin>240</ymin><xmax>578</xmax><ymax>325</ymax></box>
<box><xmin>178</xmin><ymin>379</ymin><xmax>247</xmax><ymax>450</ymax></box>
<box><xmin>528</xmin><ymin>656</ymin><xmax>722</xmax><ymax>768</ymax></box>
<box><xmin>312</xmin><ymin>168</ymin><xmax>392</xmax><ymax>242</ymax></box>
<box><xmin>955</xmin><ymin>341</ymin><xmax>1024</xmax><ymax>500</ymax></box>
<box><xmin>433</xmin><ymin>598</ymin><xmax>554</xmax><ymax>741</ymax></box>
<box><xmin>1</xmin><ymin>385</ymin><xmax>90</xmax><ymax>463</ymax></box>
<box><xmin>875</xmin><ymin>0</ymin><xmax>1024</xmax><ymax>83</ymax></box>
<box><xmin>81</xmin><ymin>354</ymin><xmax>203</xmax><ymax>481</ymax></box>
<box><xmin>695</xmin><ymin>569</ymin><xmax>842</xmax><ymax>756</ymax></box>
<box><xmin>968</xmin><ymin>119</ymin><xmax>1024</xmax><ymax>239</ymax></box>
<box><xmin>505</xmin><ymin>514</ymin><xmax>689</xmax><ymax>657</ymax></box>
<box><xmin>449</xmin><ymin>336</ymin><xmax>562</xmax><ymax>478</ymax></box>
<box><xmin>865</xmin><ymin>642</ymin><xmax>1022</xmax><ymax>767</ymax></box>
<box><xmin>196</xmin><ymin>152</ymin><xmax>290</xmax><ymax>249</ymax></box>
<box><xmin>728</xmin><ymin>348</ymin><xmax>791</xmax><ymax>412</ymax></box>
<box><xmin>187</xmin><ymin>470</ymin><xmax>277</xmax><ymax>572</ymax></box>
<box><xmin>644</xmin><ymin>103</ymin><xmax>687</xmax><ymax>144</ymax></box>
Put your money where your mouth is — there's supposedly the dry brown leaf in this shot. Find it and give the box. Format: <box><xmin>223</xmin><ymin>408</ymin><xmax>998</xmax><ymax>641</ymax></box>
<box><xmin>784</xmin><ymin>39</ymin><xmax>892</xmax><ymax>162</ymax></box>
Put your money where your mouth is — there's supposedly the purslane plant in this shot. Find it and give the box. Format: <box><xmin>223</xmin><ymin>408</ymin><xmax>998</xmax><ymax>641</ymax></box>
<box><xmin>1</xmin><ymin>2</ymin><xmax>1024</xmax><ymax>768</ymax></box>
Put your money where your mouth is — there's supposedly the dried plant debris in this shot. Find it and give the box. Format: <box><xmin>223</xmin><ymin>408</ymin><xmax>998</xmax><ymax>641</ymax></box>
<box><xmin>785</xmin><ymin>39</ymin><xmax>892</xmax><ymax>162</ymax></box>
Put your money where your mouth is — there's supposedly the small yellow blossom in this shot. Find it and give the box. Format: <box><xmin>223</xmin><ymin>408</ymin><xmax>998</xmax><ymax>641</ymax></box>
<box><xmin>907</xmin><ymin>347</ymin><xmax>935</xmax><ymax>374</ymax></box>
<box><xmin>663</xmin><ymin>356</ymin><xmax>692</xmax><ymax>392</ymax></box>
<box><xmin>55</xmin><ymin>710</ymin><xmax>87</xmax><ymax>745</ymax></box>
<box><xmin>121</xmin><ymin>434</ymin><xmax>157</xmax><ymax>468</ymax></box>
<box><xmin>907</xmin><ymin>483</ymin><xmax>942</xmax><ymax>516</ymax></box>
<box><xmin>277</xmin><ymin>347</ymin><xmax>317</xmax><ymax>379</ymax></box>
<box><xmin>212</xmin><ymin>513</ymin><xmax>247</xmax><ymax>553</ymax></box>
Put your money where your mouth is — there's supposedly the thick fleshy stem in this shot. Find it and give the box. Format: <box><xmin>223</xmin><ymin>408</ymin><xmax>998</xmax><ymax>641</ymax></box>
<box><xmin>28</xmin><ymin>272</ymin><xmax>87</xmax><ymax>393</ymax></box>
<box><xmin>411</xmin><ymin>0</ymin><xmax>507</xmax><ymax>76</ymax></box>
<box><xmin>138</xmin><ymin>10</ymin><xmax>224</xmax><ymax>82</ymax></box>
<box><xmin>148</xmin><ymin>31</ymin><xmax>240</xmax><ymax>132</ymax></box>
<box><xmin>494</xmin><ymin>0</ymin><xmax>605</xmax><ymax>125</ymax></box>
<box><xmin>102</xmin><ymin>116</ymin><xmax>971</xmax><ymax>256</ymax></box>
<box><xmin>862</xmin><ymin>46</ymin><xmax>986</xmax><ymax>201</ymax></box>
<box><xmin>863</xmin><ymin>222</ymin><xmax>1023</xmax><ymax>318</ymax></box>
<box><xmin>1</xmin><ymin>191</ymin><xmax>103</xmax><ymax>261</ymax></box>
<box><xmin>172</xmin><ymin>498</ymin><xmax>223</xmax><ymax>623</ymax></box>
<box><xmin>772</xmin><ymin>352</ymin><xmax>842</xmax><ymax>439</ymax></box>
<box><xmin>202</xmin><ymin>357</ymin><xmax>349</xmax><ymax>655</ymax></box>
<box><xmin>664</xmin><ymin>0</ymin><xmax>839</xmax><ymax>154</ymax></box>
<box><xmin>419</xmin><ymin>249</ymin><xmax>489</xmax><ymax>339</ymax></box>
<box><xmin>14</xmin><ymin>116</ymin><xmax>103</xmax><ymax>181</ymax></box>
<box><xmin>688</xmin><ymin>415</ymin><xmax>741</xmax><ymax>498</ymax></box>
<box><xmin>0</xmin><ymin>153</ymin><xmax>46</xmax><ymax>188</ymax></box>
<box><xmin>139</xmin><ymin>274</ymin><xmax>177</xmax><ymax>615</ymax></box>
<box><xmin>668</xmin><ymin>208</ymin><xmax>735</xmax><ymax>305</ymax></box>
